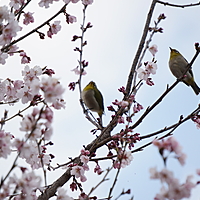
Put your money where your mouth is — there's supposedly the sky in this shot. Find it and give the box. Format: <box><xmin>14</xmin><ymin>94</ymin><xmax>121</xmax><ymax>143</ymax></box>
<box><xmin>0</xmin><ymin>0</ymin><xmax>200</xmax><ymax>199</ymax></box>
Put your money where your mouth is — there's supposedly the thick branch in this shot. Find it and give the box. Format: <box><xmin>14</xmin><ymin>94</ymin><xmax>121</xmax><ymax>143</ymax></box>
<box><xmin>125</xmin><ymin>0</ymin><xmax>157</xmax><ymax>95</ymax></box>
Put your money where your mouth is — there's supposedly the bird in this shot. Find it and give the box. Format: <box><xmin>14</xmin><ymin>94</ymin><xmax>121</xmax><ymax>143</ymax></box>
<box><xmin>81</xmin><ymin>81</ymin><xmax>104</xmax><ymax>124</ymax></box>
<box><xmin>169</xmin><ymin>47</ymin><xmax>200</xmax><ymax>95</ymax></box>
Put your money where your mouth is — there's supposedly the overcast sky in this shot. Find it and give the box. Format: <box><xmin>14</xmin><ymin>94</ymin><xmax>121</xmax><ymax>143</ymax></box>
<box><xmin>1</xmin><ymin>0</ymin><xmax>200</xmax><ymax>199</ymax></box>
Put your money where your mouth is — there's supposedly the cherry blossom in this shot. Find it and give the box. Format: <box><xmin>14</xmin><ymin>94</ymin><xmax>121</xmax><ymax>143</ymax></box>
<box><xmin>149</xmin><ymin>44</ymin><xmax>158</xmax><ymax>56</ymax></box>
<box><xmin>150</xmin><ymin>168</ymin><xmax>195</xmax><ymax>200</ymax></box>
<box><xmin>52</xmin><ymin>98</ymin><xmax>66</xmax><ymax>109</ymax></box>
<box><xmin>8</xmin><ymin>171</ymin><xmax>41</xmax><ymax>199</ymax></box>
<box><xmin>47</xmin><ymin>21</ymin><xmax>61</xmax><ymax>38</ymax></box>
<box><xmin>145</xmin><ymin>61</ymin><xmax>157</xmax><ymax>75</ymax></box>
<box><xmin>23</xmin><ymin>12</ymin><xmax>34</xmax><ymax>25</ymax></box>
<box><xmin>82</xmin><ymin>0</ymin><xmax>93</xmax><ymax>5</ymax></box>
<box><xmin>0</xmin><ymin>130</ymin><xmax>14</xmax><ymax>158</ymax></box>
<box><xmin>41</xmin><ymin>77</ymin><xmax>65</xmax><ymax>103</ymax></box>
<box><xmin>114</xmin><ymin>151</ymin><xmax>133</xmax><ymax>169</ymax></box>
<box><xmin>9</xmin><ymin>0</ymin><xmax>25</xmax><ymax>10</ymax></box>
<box><xmin>71</xmin><ymin>166</ymin><xmax>87</xmax><ymax>182</ymax></box>
<box><xmin>16</xmin><ymin>85</ymin><xmax>34</xmax><ymax>104</ymax></box>
<box><xmin>0</xmin><ymin>52</ymin><xmax>8</xmax><ymax>64</ymax></box>
<box><xmin>57</xmin><ymin>187</ymin><xmax>74</xmax><ymax>200</ymax></box>
<box><xmin>153</xmin><ymin>137</ymin><xmax>187</xmax><ymax>166</ymax></box>
<box><xmin>68</xmin><ymin>15</ymin><xmax>77</xmax><ymax>24</ymax></box>
<box><xmin>71</xmin><ymin>67</ymin><xmax>87</xmax><ymax>75</ymax></box>
<box><xmin>137</xmin><ymin>67</ymin><xmax>150</xmax><ymax>81</ymax></box>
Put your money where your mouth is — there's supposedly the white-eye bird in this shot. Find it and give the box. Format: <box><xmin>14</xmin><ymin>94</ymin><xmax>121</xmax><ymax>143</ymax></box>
<box><xmin>81</xmin><ymin>81</ymin><xmax>104</xmax><ymax>122</ymax></box>
<box><xmin>169</xmin><ymin>47</ymin><xmax>200</xmax><ymax>95</ymax></box>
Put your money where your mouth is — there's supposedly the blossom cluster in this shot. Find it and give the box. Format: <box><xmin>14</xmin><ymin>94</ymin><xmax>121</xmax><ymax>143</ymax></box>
<box><xmin>113</xmin><ymin>150</ymin><xmax>133</xmax><ymax>169</ymax></box>
<box><xmin>150</xmin><ymin>167</ymin><xmax>196</xmax><ymax>200</ymax></box>
<box><xmin>0</xmin><ymin>170</ymin><xmax>41</xmax><ymax>200</ymax></box>
<box><xmin>0</xmin><ymin>65</ymin><xmax>65</xmax><ymax>109</ymax></box>
<box><xmin>153</xmin><ymin>137</ymin><xmax>187</xmax><ymax>166</ymax></box>
<box><xmin>38</xmin><ymin>0</ymin><xmax>93</xmax><ymax>8</ymax></box>
<box><xmin>0</xmin><ymin>130</ymin><xmax>14</xmax><ymax>158</ymax></box>
<box><xmin>108</xmin><ymin>89</ymin><xmax>143</xmax><ymax>124</ymax></box>
<box><xmin>110</xmin><ymin>126</ymin><xmax>140</xmax><ymax>150</ymax></box>
<box><xmin>136</xmin><ymin>44</ymin><xmax>158</xmax><ymax>85</ymax></box>
<box><xmin>70</xmin><ymin>149</ymin><xmax>90</xmax><ymax>183</ymax></box>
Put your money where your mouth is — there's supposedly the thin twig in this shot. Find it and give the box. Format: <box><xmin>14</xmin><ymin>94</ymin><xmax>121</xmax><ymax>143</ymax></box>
<box><xmin>157</xmin><ymin>1</ymin><xmax>200</xmax><ymax>8</ymax></box>
<box><xmin>88</xmin><ymin>167</ymin><xmax>112</xmax><ymax>196</ymax></box>
<box><xmin>1</xmin><ymin>4</ymin><xmax>68</xmax><ymax>52</ymax></box>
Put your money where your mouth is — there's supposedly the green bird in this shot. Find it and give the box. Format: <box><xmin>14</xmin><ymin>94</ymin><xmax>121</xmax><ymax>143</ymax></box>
<box><xmin>169</xmin><ymin>47</ymin><xmax>200</xmax><ymax>95</ymax></box>
<box><xmin>82</xmin><ymin>81</ymin><xmax>104</xmax><ymax>123</ymax></box>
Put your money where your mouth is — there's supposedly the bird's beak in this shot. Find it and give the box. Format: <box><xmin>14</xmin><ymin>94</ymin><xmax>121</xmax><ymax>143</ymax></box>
<box><xmin>169</xmin><ymin>47</ymin><xmax>172</xmax><ymax>51</ymax></box>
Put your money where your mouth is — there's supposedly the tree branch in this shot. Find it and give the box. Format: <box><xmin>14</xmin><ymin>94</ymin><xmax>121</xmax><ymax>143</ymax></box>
<box><xmin>157</xmin><ymin>1</ymin><xmax>200</xmax><ymax>8</ymax></box>
<box><xmin>125</xmin><ymin>0</ymin><xmax>157</xmax><ymax>95</ymax></box>
<box><xmin>1</xmin><ymin>3</ymin><xmax>68</xmax><ymax>52</ymax></box>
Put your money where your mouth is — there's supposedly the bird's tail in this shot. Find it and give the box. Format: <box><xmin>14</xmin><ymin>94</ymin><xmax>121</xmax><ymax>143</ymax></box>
<box><xmin>191</xmin><ymin>81</ymin><xmax>200</xmax><ymax>95</ymax></box>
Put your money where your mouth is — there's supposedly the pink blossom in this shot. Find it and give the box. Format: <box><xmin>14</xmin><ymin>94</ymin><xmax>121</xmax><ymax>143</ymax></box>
<box><xmin>41</xmin><ymin>77</ymin><xmax>65</xmax><ymax>103</ymax></box>
<box><xmin>81</xmin><ymin>149</ymin><xmax>90</xmax><ymax>155</ymax></box>
<box><xmin>112</xmin><ymin>99</ymin><xmax>129</xmax><ymax>108</ymax></box>
<box><xmin>9</xmin><ymin>0</ymin><xmax>25</xmax><ymax>10</ymax></box>
<box><xmin>71</xmin><ymin>0</ymin><xmax>80</xmax><ymax>3</ymax></box>
<box><xmin>10</xmin><ymin>171</ymin><xmax>41</xmax><ymax>198</ymax></box>
<box><xmin>0</xmin><ymin>6</ymin><xmax>11</xmax><ymax>23</ymax></box>
<box><xmin>71</xmin><ymin>67</ymin><xmax>86</xmax><ymax>75</ymax></box>
<box><xmin>5</xmin><ymin>80</ymin><xmax>18</xmax><ymax>104</ymax></box>
<box><xmin>56</xmin><ymin>187</ymin><xmax>73</xmax><ymax>200</ymax></box>
<box><xmin>153</xmin><ymin>137</ymin><xmax>187</xmax><ymax>166</ymax></box>
<box><xmin>22</xmin><ymin>65</ymin><xmax>42</xmax><ymax>85</ymax></box>
<box><xmin>63</xmin><ymin>0</ymin><xmax>71</xmax><ymax>3</ymax></box>
<box><xmin>82</xmin><ymin>0</ymin><xmax>93</xmax><ymax>5</ymax></box>
<box><xmin>0</xmin><ymin>130</ymin><xmax>14</xmax><ymax>158</ymax></box>
<box><xmin>137</xmin><ymin>67</ymin><xmax>149</xmax><ymax>81</ymax></box>
<box><xmin>8</xmin><ymin>45</ymin><xmax>18</xmax><ymax>56</ymax></box>
<box><xmin>23</xmin><ymin>12</ymin><xmax>34</xmax><ymax>25</ymax></box>
<box><xmin>20</xmin><ymin>51</ymin><xmax>31</xmax><ymax>64</ymax></box>
<box><xmin>145</xmin><ymin>61</ymin><xmax>157</xmax><ymax>75</ymax></box>
<box><xmin>146</xmin><ymin>77</ymin><xmax>154</xmax><ymax>86</ymax></box>
<box><xmin>149</xmin><ymin>44</ymin><xmax>158</xmax><ymax>56</ymax></box>
<box><xmin>0</xmin><ymin>53</ymin><xmax>8</xmax><ymax>65</ymax></box>
<box><xmin>133</xmin><ymin>103</ymin><xmax>143</xmax><ymax>113</ymax></box>
<box><xmin>0</xmin><ymin>80</ymin><xmax>7</xmax><ymax>101</ymax></box>
<box><xmin>71</xmin><ymin>166</ymin><xmax>87</xmax><ymax>182</ymax></box>
<box><xmin>68</xmin><ymin>15</ymin><xmax>77</xmax><ymax>24</ymax></box>
<box><xmin>47</xmin><ymin>21</ymin><xmax>61</xmax><ymax>38</ymax></box>
<box><xmin>150</xmin><ymin>168</ymin><xmax>195</xmax><ymax>200</ymax></box>
<box><xmin>16</xmin><ymin>85</ymin><xmax>34</xmax><ymax>104</ymax></box>
<box><xmin>18</xmin><ymin>141</ymin><xmax>51</xmax><ymax>169</ymax></box>
<box><xmin>114</xmin><ymin>151</ymin><xmax>133</xmax><ymax>168</ymax></box>
<box><xmin>94</xmin><ymin>164</ymin><xmax>103</xmax><ymax>175</ymax></box>
<box><xmin>39</xmin><ymin>0</ymin><xmax>54</xmax><ymax>8</ymax></box>
<box><xmin>52</xmin><ymin>98</ymin><xmax>66</xmax><ymax>109</ymax></box>
<box><xmin>80</xmin><ymin>155</ymin><xmax>89</xmax><ymax>164</ymax></box>
<box><xmin>0</xmin><ymin>20</ymin><xmax>21</xmax><ymax>45</ymax></box>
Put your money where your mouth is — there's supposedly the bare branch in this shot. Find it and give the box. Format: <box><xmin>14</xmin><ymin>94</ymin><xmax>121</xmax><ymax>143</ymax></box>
<box><xmin>157</xmin><ymin>1</ymin><xmax>200</xmax><ymax>8</ymax></box>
